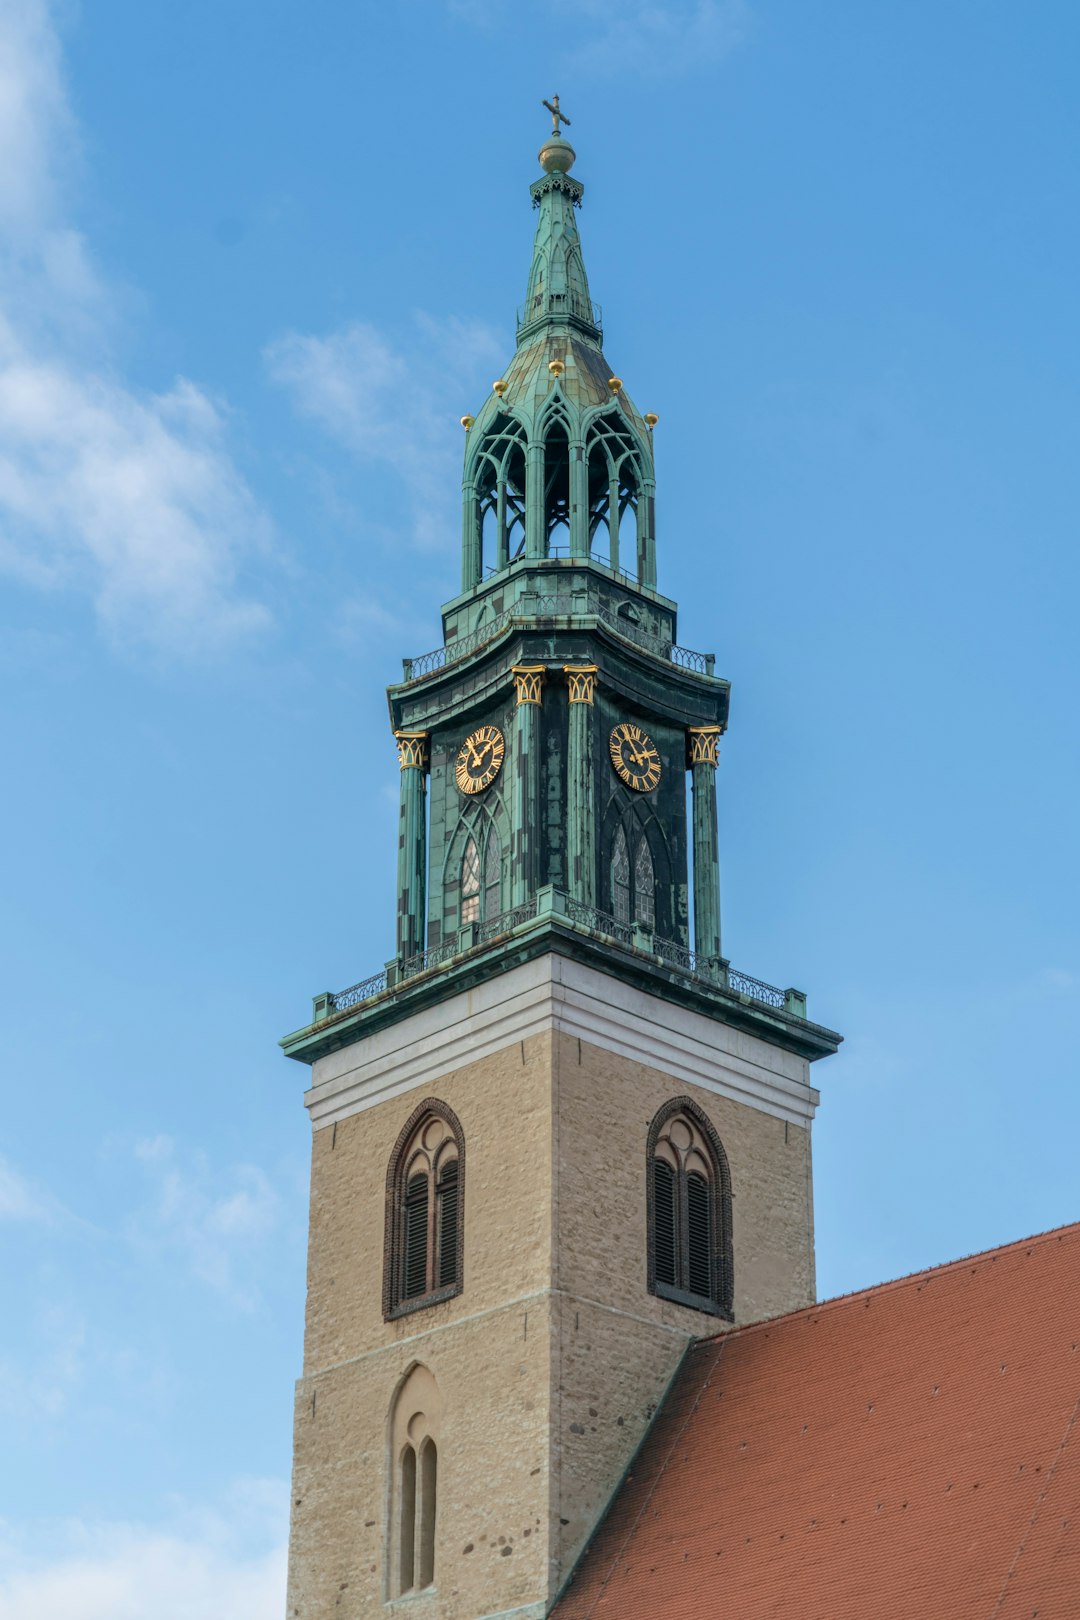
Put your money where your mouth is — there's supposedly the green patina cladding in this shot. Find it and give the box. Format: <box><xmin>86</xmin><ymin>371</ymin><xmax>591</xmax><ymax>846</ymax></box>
<box><xmin>388</xmin><ymin>147</ymin><xmax>727</xmax><ymax>966</ymax></box>
<box><xmin>566</xmin><ymin>696</ymin><xmax>595</xmax><ymax>905</ymax></box>
<box><xmin>396</xmin><ymin>761</ymin><xmax>427</xmax><ymax>961</ymax></box>
<box><xmin>691</xmin><ymin>759</ymin><xmax>722</xmax><ymax>965</ymax></box>
<box><xmin>282</xmin><ymin>135</ymin><xmax>843</xmax><ymax>1068</ymax></box>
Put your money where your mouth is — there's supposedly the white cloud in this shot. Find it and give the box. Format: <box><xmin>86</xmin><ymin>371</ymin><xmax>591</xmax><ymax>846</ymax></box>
<box><xmin>566</xmin><ymin>0</ymin><xmax>749</xmax><ymax>75</ymax></box>
<box><xmin>265</xmin><ymin>313</ymin><xmax>502</xmax><ymax>553</ymax></box>
<box><xmin>0</xmin><ymin>1480</ymin><xmax>287</xmax><ymax>1620</ymax></box>
<box><xmin>131</xmin><ymin>1138</ymin><xmax>279</xmax><ymax>1308</ymax></box>
<box><xmin>0</xmin><ymin>1305</ymin><xmax>85</xmax><ymax>1419</ymax></box>
<box><xmin>448</xmin><ymin>0</ymin><xmax>750</xmax><ymax>76</ymax></box>
<box><xmin>0</xmin><ymin>1153</ymin><xmax>58</xmax><ymax>1223</ymax></box>
<box><xmin>0</xmin><ymin>0</ymin><xmax>272</xmax><ymax>652</ymax></box>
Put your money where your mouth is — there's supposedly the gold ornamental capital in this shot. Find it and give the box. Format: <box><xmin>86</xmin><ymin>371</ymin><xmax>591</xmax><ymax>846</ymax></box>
<box><xmin>394</xmin><ymin>730</ymin><xmax>429</xmax><ymax>770</ymax></box>
<box><xmin>563</xmin><ymin>664</ymin><xmax>598</xmax><ymax>705</ymax></box>
<box><xmin>512</xmin><ymin>665</ymin><xmax>546</xmax><ymax>706</ymax></box>
<box><xmin>687</xmin><ymin>726</ymin><xmax>722</xmax><ymax>767</ymax></box>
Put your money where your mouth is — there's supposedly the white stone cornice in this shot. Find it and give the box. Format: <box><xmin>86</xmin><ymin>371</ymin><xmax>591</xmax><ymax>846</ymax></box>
<box><xmin>306</xmin><ymin>955</ymin><xmax>818</xmax><ymax>1131</ymax></box>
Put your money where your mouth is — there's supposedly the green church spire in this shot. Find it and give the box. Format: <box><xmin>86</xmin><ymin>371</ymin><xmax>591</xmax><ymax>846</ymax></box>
<box><xmin>518</xmin><ymin>103</ymin><xmax>600</xmax><ymax>347</ymax></box>
<box><xmin>456</xmin><ymin>106</ymin><xmax>660</xmax><ymax>591</ymax></box>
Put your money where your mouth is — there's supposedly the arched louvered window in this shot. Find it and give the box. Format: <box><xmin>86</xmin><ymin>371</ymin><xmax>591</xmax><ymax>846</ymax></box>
<box><xmin>390</xmin><ymin>1365</ymin><xmax>442</xmax><ymax>1596</ymax></box>
<box><xmin>611</xmin><ymin>827</ymin><xmax>655</xmax><ymax>929</ymax></box>
<box><xmin>384</xmin><ymin>1101</ymin><xmax>465</xmax><ymax>1319</ymax></box>
<box><xmin>647</xmin><ymin>1097</ymin><xmax>733</xmax><ymax>1319</ymax></box>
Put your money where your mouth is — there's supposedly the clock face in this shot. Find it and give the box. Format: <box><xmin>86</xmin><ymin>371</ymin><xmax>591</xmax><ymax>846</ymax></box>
<box><xmin>455</xmin><ymin>725</ymin><xmax>506</xmax><ymax>795</ymax></box>
<box><xmin>609</xmin><ymin>722</ymin><xmax>662</xmax><ymax>793</ymax></box>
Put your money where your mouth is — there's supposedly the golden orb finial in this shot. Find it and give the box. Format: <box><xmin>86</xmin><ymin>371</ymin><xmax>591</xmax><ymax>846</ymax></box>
<box><xmin>460</xmin><ymin>414</ymin><xmax>475</xmax><ymax>431</ymax></box>
<box><xmin>643</xmin><ymin>412</ymin><xmax>659</xmax><ymax>430</ymax></box>
<box><xmin>540</xmin><ymin>95</ymin><xmax>576</xmax><ymax>174</ymax></box>
<box><xmin>608</xmin><ymin>377</ymin><xmax>623</xmax><ymax>394</ymax></box>
<box><xmin>547</xmin><ymin>358</ymin><xmax>565</xmax><ymax>378</ymax></box>
<box><xmin>492</xmin><ymin>379</ymin><xmax>507</xmax><ymax>397</ymax></box>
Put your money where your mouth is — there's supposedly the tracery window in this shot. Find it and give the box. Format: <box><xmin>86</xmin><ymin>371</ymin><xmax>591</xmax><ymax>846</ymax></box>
<box><xmin>647</xmin><ymin>1097</ymin><xmax>733</xmax><ymax>1318</ymax></box>
<box><xmin>460</xmin><ymin>825</ymin><xmax>502</xmax><ymax>927</ymax></box>
<box><xmin>612</xmin><ymin>826</ymin><xmax>631</xmax><ymax>923</ymax></box>
<box><xmin>384</xmin><ymin>1101</ymin><xmax>465</xmax><ymax>1319</ymax></box>
<box><xmin>461</xmin><ymin>837</ymin><xmax>481</xmax><ymax>924</ymax></box>
<box><xmin>543</xmin><ymin>407</ymin><xmax>572</xmax><ymax>554</ymax></box>
<box><xmin>586</xmin><ymin>411</ymin><xmax>642</xmax><ymax>578</ymax></box>
<box><xmin>611</xmin><ymin>827</ymin><xmax>655</xmax><ymax>929</ymax></box>
<box><xmin>390</xmin><ymin>1366</ymin><xmax>442</xmax><ymax>1596</ymax></box>
<box><xmin>471</xmin><ymin>414</ymin><xmax>527</xmax><ymax>576</ymax></box>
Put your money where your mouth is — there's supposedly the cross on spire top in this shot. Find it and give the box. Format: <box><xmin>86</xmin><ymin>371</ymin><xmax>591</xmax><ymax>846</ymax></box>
<box><xmin>542</xmin><ymin>95</ymin><xmax>571</xmax><ymax>136</ymax></box>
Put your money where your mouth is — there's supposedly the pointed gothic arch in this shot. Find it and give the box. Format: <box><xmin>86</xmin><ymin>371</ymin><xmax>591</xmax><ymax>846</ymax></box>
<box><xmin>602</xmin><ymin>792</ymin><xmax>672</xmax><ymax>934</ymax></box>
<box><xmin>384</xmin><ymin>1099</ymin><xmax>466</xmax><ymax>1320</ymax></box>
<box><xmin>387</xmin><ymin>1363</ymin><xmax>444</xmax><ymax>1597</ymax></box>
<box><xmin>467</xmin><ymin>413</ymin><xmax>528</xmax><ymax>576</ymax></box>
<box><xmin>540</xmin><ymin>401</ymin><xmax>572</xmax><ymax>556</ymax></box>
<box><xmin>646</xmin><ymin>1095</ymin><xmax>733</xmax><ymax>1319</ymax></box>
<box><xmin>585</xmin><ymin>409</ymin><xmax>645</xmax><ymax>576</ymax></box>
<box><xmin>443</xmin><ymin>796</ymin><xmax>509</xmax><ymax>932</ymax></box>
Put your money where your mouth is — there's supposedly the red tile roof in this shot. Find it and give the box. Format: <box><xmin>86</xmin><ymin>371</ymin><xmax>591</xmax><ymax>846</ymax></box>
<box><xmin>554</xmin><ymin>1223</ymin><xmax>1080</xmax><ymax>1620</ymax></box>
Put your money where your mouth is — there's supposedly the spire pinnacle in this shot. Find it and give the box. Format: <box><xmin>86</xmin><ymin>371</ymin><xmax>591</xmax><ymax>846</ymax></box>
<box><xmin>520</xmin><ymin>98</ymin><xmax>596</xmax><ymax>345</ymax></box>
<box><xmin>538</xmin><ymin>92</ymin><xmax>577</xmax><ymax>178</ymax></box>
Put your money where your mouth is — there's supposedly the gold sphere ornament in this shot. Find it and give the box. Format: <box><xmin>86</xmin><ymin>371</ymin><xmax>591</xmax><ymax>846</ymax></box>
<box><xmin>643</xmin><ymin>412</ymin><xmax>659</xmax><ymax>430</ymax></box>
<box><xmin>548</xmin><ymin>358</ymin><xmax>565</xmax><ymax>378</ymax></box>
<box><xmin>460</xmin><ymin>414</ymin><xmax>475</xmax><ymax>431</ymax></box>
<box><xmin>538</xmin><ymin>137</ymin><xmax>576</xmax><ymax>175</ymax></box>
<box><xmin>492</xmin><ymin>379</ymin><xmax>507</xmax><ymax>397</ymax></box>
<box><xmin>608</xmin><ymin>377</ymin><xmax>623</xmax><ymax>394</ymax></box>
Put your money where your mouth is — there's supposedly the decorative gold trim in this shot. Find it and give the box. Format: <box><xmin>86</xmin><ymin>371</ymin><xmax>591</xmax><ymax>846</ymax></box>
<box><xmin>512</xmin><ymin>665</ymin><xmax>545</xmax><ymax>706</ymax></box>
<box><xmin>563</xmin><ymin>664</ymin><xmax>598</xmax><ymax>705</ymax></box>
<box><xmin>394</xmin><ymin>730</ymin><xmax>428</xmax><ymax>770</ymax></box>
<box><xmin>687</xmin><ymin>726</ymin><xmax>721</xmax><ymax>767</ymax></box>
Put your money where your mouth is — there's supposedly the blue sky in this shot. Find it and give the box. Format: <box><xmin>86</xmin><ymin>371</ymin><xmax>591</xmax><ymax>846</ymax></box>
<box><xmin>0</xmin><ymin>1</ymin><xmax>1077</xmax><ymax>1614</ymax></box>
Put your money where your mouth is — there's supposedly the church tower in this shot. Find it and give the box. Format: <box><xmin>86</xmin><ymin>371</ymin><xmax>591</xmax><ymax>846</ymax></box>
<box><xmin>282</xmin><ymin>107</ymin><xmax>840</xmax><ymax>1620</ymax></box>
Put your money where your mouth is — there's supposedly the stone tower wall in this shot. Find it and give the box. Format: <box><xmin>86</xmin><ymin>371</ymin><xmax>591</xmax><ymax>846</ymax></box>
<box><xmin>286</xmin><ymin>955</ymin><xmax>819</xmax><ymax>1619</ymax></box>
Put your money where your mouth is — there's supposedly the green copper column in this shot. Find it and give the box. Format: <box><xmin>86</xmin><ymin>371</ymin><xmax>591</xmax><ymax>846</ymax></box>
<box><xmin>394</xmin><ymin>731</ymin><xmax>428</xmax><ymax>961</ymax></box>
<box><xmin>564</xmin><ymin>666</ymin><xmax>597</xmax><ymax>904</ymax></box>
<box><xmin>570</xmin><ymin>441</ymin><xmax>589</xmax><ymax>557</ymax></box>
<box><xmin>638</xmin><ymin>474</ymin><xmax>657</xmax><ymax>590</ymax></box>
<box><xmin>688</xmin><ymin>727</ymin><xmax>722</xmax><ymax>966</ymax></box>
<box><xmin>510</xmin><ymin>667</ymin><xmax>544</xmax><ymax>904</ymax></box>
<box><xmin>461</xmin><ymin>479</ymin><xmax>480</xmax><ymax>591</ymax></box>
<box><xmin>525</xmin><ymin>444</ymin><xmax>545</xmax><ymax>557</ymax></box>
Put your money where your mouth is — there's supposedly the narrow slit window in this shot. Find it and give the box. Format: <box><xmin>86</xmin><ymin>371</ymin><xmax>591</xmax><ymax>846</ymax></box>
<box><xmin>418</xmin><ymin>1439</ymin><xmax>437</xmax><ymax>1588</ymax></box>
<box><xmin>399</xmin><ymin>1444</ymin><xmax>417</xmax><ymax>1594</ymax></box>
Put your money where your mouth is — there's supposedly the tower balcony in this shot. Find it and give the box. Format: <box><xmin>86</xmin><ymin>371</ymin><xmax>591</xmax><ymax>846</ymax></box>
<box><xmin>402</xmin><ymin>571</ymin><xmax>716</xmax><ymax>685</ymax></box>
<box><xmin>282</xmin><ymin>886</ymin><xmax>839</xmax><ymax>1068</ymax></box>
